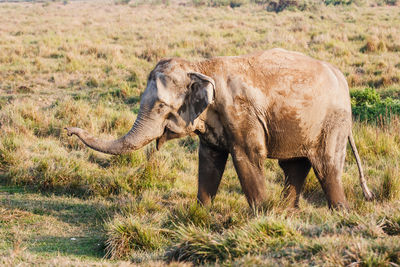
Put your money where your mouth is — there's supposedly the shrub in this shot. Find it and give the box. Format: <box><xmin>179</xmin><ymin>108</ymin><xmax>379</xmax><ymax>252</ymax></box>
<box><xmin>351</xmin><ymin>88</ymin><xmax>400</xmax><ymax>124</ymax></box>
<box><xmin>265</xmin><ymin>0</ymin><xmax>322</xmax><ymax>12</ymax></box>
<box><xmin>324</xmin><ymin>0</ymin><xmax>353</xmax><ymax>5</ymax></box>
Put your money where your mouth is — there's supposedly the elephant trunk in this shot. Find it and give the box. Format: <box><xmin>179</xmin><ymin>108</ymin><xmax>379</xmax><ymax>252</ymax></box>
<box><xmin>65</xmin><ymin>111</ymin><xmax>158</xmax><ymax>155</ymax></box>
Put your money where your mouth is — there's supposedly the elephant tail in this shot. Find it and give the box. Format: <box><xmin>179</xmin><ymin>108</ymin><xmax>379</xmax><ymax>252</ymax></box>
<box><xmin>348</xmin><ymin>134</ymin><xmax>374</xmax><ymax>201</ymax></box>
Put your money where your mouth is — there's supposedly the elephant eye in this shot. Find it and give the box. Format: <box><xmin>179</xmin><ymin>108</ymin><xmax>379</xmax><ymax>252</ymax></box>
<box><xmin>156</xmin><ymin>102</ymin><xmax>169</xmax><ymax>114</ymax></box>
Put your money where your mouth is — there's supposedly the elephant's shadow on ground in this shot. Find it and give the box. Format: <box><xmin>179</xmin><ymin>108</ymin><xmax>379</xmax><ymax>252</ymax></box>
<box><xmin>266</xmin><ymin>168</ymin><xmax>329</xmax><ymax>208</ymax></box>
<box><xmin>302</xmin><ymin>191</ymin><xmax>329</xmax><ymax>208</ymax></box>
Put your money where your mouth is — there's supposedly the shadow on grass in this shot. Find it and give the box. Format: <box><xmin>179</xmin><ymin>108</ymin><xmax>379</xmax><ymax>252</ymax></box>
<box><xmin>0</xmin><ymin>193</ymin><xmax>110</xmax><ymax>226</ymax></box>
<box><xmin>0</xmin><ymin>185</ymin><xmax>25</xmax><ymax>194</ymax></box>
<box><xmin>0</xmin><ymin>184</ymin><xmax>113</xmax><ymax>259</ymax></box>
<box><xmin>303</xmin><ymin>192</ymin><xmax>328</xmax><ymax>208</ymax></box>
<box><xmin>29</xmin><ymin>236</ymin><xmax>106</xmax><ymax>259</ymax></box>
<box><xmin>0</xmin><ymin>173</ymin><xmax>99</xmax><ymax>199</ymax></box>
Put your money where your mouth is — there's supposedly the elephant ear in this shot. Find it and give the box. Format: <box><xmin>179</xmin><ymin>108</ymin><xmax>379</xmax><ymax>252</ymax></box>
<box><xmin>187</xmin><ymin>72</ymin><xmax>215</xmax><ymax>123</ymax></box>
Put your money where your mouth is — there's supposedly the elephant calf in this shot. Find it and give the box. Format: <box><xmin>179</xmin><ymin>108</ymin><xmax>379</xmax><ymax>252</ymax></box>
<box><xmin>66</xmin><ymin>48</ymin><xmax>373</xmax><ymax>209</ymax></box>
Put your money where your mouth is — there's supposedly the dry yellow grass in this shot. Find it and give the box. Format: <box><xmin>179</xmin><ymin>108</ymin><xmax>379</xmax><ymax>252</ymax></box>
<box><xmin>0</xmin><ymin>0</ymin><xmax>400</xmax><ymax>266</ymax></box>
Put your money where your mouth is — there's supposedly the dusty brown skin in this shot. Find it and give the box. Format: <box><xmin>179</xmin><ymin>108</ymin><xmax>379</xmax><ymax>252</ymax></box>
<box><xmin>66</xmin><ymin>48</ymin><xmax>373</xmax><ymax>209</ymax></box>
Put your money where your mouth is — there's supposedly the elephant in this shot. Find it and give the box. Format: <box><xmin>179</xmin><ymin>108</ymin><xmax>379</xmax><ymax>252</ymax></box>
<box><xmin>66</xmin><ymin>48</ymin><xmax>373</xmax><ymax>209</ymax></box>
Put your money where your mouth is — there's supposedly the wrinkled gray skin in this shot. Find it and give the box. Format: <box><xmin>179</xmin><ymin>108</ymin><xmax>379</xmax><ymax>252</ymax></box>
<box><xmin>66</xmin><ymin>48</ymin><xmax>373</xmax><ymax>209</ymax></box>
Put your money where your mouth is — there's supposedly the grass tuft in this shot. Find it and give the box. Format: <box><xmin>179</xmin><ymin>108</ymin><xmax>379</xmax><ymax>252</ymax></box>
<box><xmin>380</xmin><ymin>215</ymin><xmax>400</xmax><ymax>236</ymax></box>
<box><xmin>105</xmin><ymin>215</ymin><xmax>166</xmax><ymax>259</ymax></box>
<box><xmin>164</xmin><ymin>203</ymin><xmax>215</xmax><ymax>229</ymax></box>
<box><xmin>166</xmin><ymin>216</ymin><xmax>298</xmax><ymax>263</ymax></box>
<box><xmin>378</xmin><ymin>166</ymin><xmax>400</xmax><ymax>201</ymax></box>
<box><xmin>361</xmin><ymin>36</ymin><xmax>387</xmax><ymax>53</ymax></box>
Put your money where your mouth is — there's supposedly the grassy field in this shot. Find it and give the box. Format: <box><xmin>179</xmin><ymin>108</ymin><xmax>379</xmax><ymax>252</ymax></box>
<box><xmin>1</xmin><ymin>0</ymin><xmax>400</xmax><ymax>265</ymax></box>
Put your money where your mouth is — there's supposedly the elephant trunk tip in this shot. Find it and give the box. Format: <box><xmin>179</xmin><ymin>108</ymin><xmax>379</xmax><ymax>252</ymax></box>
<box><xmin>65</xmin><ymin>127</ymin><xmax>83</xmax><ymax>137</ymax></box>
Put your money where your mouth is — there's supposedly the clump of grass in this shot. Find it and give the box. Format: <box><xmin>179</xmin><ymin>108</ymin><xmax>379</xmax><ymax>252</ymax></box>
<box><xmin>165</xmin><ymin>225</ymin><xmax>226</xmax><ymax>263</ymax></box>
<box><xmin>86</xmin><ymin>76</ymin><xmax>99</xmax><ymax>88</ymax></box>
<box><xmin>208</xmin><ymin>198</ymin><xmax>250</xmax><ymax>229</ymax></box>
<box><xmin>105</xmin><ymin>215</ymin><xmax>166</xmax><ymax>259</ymax></box>
<box><xmin>133</xmin><ymin>152</ymin><xmax>177</xmax><ymax>194</ymax></box>
<box><xmin>256</xmin><ymin>192</ymin><xmax>286</xmax><ymax>213</ymax></box>
<box><xmin>336</xmin><ymin>212</ymin><xmax>384</xmax><ymax>238</ymax></box>
<box><xmin>344</xmin><ymin>241</ymin><xmax>400</xmax><ymax>266</ymax></box>
<box><xmin>377</xmin><ymin>166</ymin><xmax>400</xmax><ymax>201</ymax></box>
<box><xmin>361</xmin><ymin>36</ymin><xmax>387</xmax><ymax>53</ymax></box>
<box><xmin>337</xmin><ymin>212</ymin><xmax>363</xmax><ymax>228</ymax></box>
<box><xmin>0</xmin><ymin>134</ymin><xmax>21</xmax><ymax>168</ymax></box>
<box><xmin>379</xmin><ymin>215</ymin><xmax>400</xmax><ymax>235</ymax></box>
<box><xmin>164</xmin><ymin>203</ymin><xmax>215</xmax><ymax>229</ymax></box>
<box><xmin>166</xmin><ymin>216</ymin><xmax>298</xmax><ymax>264</ymax></box>
<box><xmin>119</xmin><ymin>191</ymin><xmax>164</xmax><ymax>216</ymax></box>
<box><xmin>247</xmin><ymin>216</ymin><xmax>298</xmax><ymax>238</ymax></box>
<box><xmin>163</xmin><ymin>195</ymin><xmax>250</xmax><ymax>232</ymax></box>
<box><xmin>16</xmin><ymin>86</ymin><xmax>33</xmax><ymax>94</ymax></box>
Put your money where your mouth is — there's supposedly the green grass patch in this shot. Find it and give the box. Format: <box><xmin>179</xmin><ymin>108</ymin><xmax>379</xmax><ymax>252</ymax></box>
<box><xmin>105</xmin><ymin>215</ymin><xmax>167</xmax><ymax>259</ymax></box>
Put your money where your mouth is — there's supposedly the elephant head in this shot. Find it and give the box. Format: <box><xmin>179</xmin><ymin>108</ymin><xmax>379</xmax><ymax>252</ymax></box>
<box><xmin>65</xmin><ymin>59</ymin><xmax>215</xmax><ymax>154</ymax></box>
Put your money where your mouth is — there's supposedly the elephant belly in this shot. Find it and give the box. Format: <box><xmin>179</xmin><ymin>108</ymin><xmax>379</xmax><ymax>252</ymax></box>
<box><xmin>265</xmin><ymin>107</ymin><xmax>326</xmax><ymax>159</ymax></box>
<box><xmin>266</xmin><ymin>126</ymin><xmax>310</xmax><ymax>159</ymax></box>
<box><xmin>265</xmin><ymin>106</ymin><xmax>351</xmax><ymax>159</ymax></box>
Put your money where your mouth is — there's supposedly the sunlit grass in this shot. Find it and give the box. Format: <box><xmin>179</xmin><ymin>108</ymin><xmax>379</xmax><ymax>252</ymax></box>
<box><xmin>0</xmin><ymin>0</ymin><xmax>400</xmax><ymax>265</ymax></box>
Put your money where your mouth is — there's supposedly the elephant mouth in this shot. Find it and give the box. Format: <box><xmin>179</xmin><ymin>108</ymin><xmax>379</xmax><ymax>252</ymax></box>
<box><xmin>156</xmin><ymin>129</ymin><xmax>168</xmax><ymax>150</ymax></box>
<box><xmin>156</xmin><ymin>128</ymin><xmax>183</xmax><ymax>150</ymax></box>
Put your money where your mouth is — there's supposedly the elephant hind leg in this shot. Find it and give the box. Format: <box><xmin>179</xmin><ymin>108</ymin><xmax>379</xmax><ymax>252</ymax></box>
<box><xmin>310</xmin><ymin>128</ymin><xmax>349</xmax><ymax>209</ymax></box>
<box><xmin>279</xmin><ymin>158</ymin><xmax>311</xmax><ymax>208</ymax></box>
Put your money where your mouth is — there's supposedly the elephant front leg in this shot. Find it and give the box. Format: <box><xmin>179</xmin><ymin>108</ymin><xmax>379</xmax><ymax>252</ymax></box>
<box><xmin>231</xmin><ymin>146</ymin><xmax>268</xmax><ymax>209</ymax></box>
<box><xmin>197</xmin><ymin>141</ymin><xmax>228</xmax><ymax>206</ymax></box>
